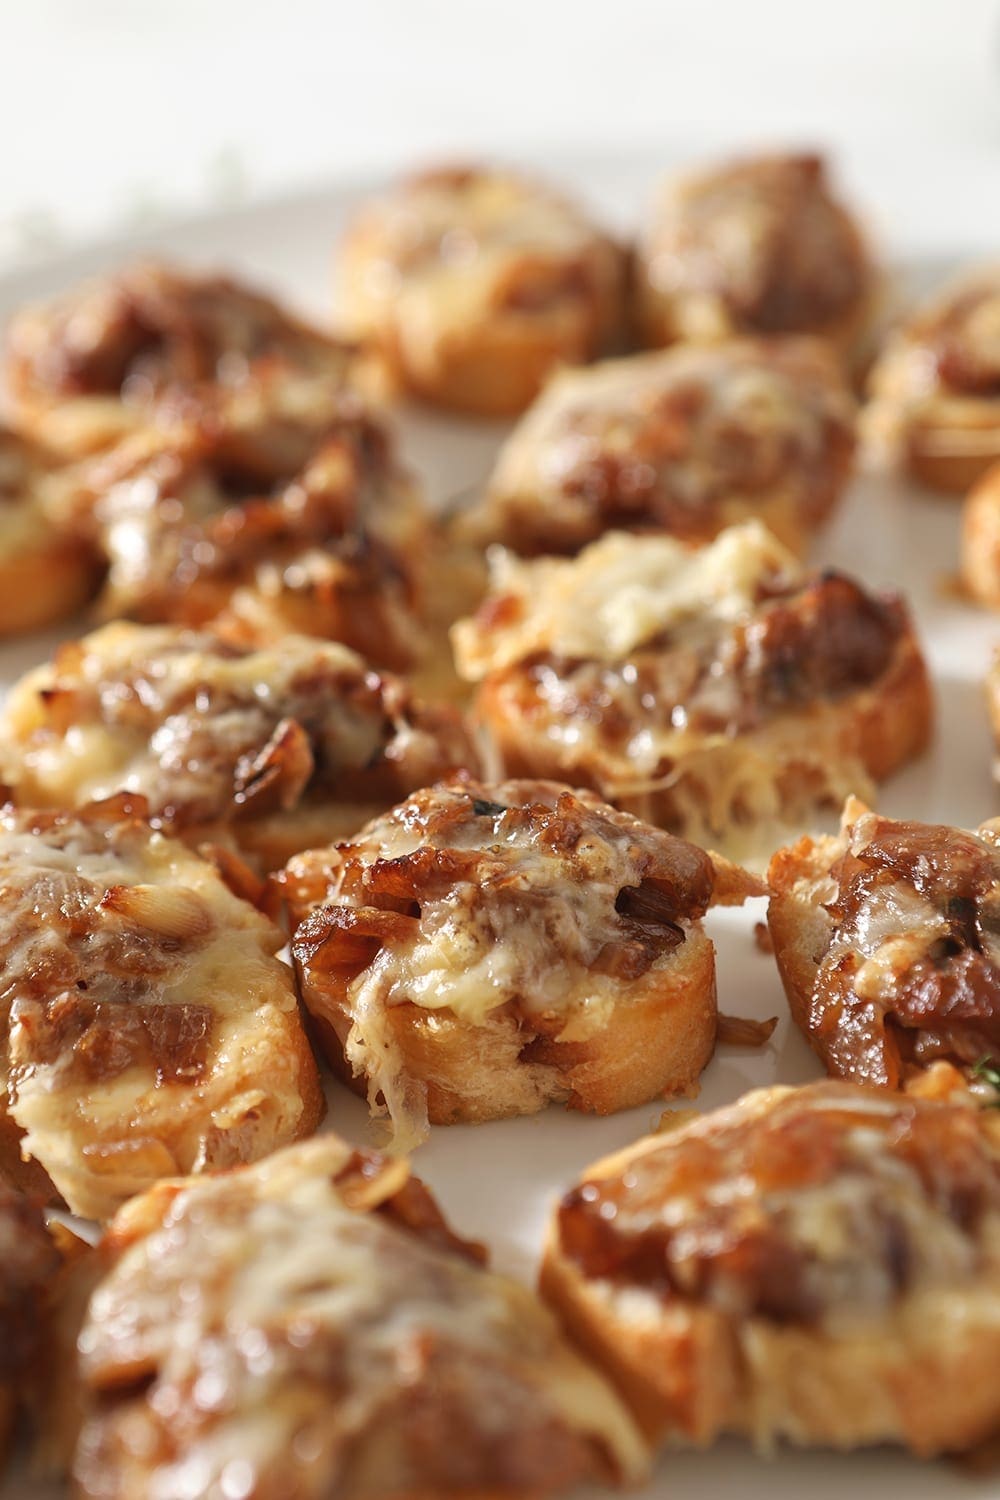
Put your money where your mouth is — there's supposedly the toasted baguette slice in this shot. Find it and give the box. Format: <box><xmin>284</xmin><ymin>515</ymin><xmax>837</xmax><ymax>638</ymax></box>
<box><xmin>541</xmin><ymin>1080</ymin><xmax>1000</xmax><ymax>1456</ymax></box>
<box><xmin>453</xmin><ymin>524</ymin><xmax>932</xmax><ymax>859</ymax></box>
<box><xmin>82</xmin><ymin>381</ymin><xmax>428</xmax><ymax>671</ymax></box>
<box><xmin>0</xmin><ymin>621</ymin><xmax>477</xmax><ymax>873</ymax></box>
<box><xmin>337</xmin><ymin>165</ymin><xmax>625</xmax><ymax>416</ymax></box>
<box><xmin>866</xmin><ymin>264</ymin><xmax>1000</xmax><ymax>493</ymax></box>
<box><xmin>457</xmin><ymin>340</ymin><xmax>856</xmax><ymax>557</ymax></box>
<box><xmin>0</xmin><ymin>426</ymin><xmax>102</xmax><ymax>635</ymax></box>
<box><xmin>0</xmin><ymin>795</ymin><xmax>323</xmax><ymax>1221</ymax></box>
<box><xmin>4</xmin><ymin>259</ymin><xmax>385</xmax><ymax>456</ymax></box>
<box><xmin>280</xmin><ymin>776</ymin><xmax>748</xmax><ymax>1151</ymax></box>
<box><xmin>71</xmin><ymin>1134</ymin><xmax>648</xmax><ymax>1500</ymax></box>
<box><xmin>634</xmin><ymin>153</ymin><xmax>876</xmax><ymax>367</ymax></box>
<box><xmin>767</xmin><ymin>798</ymin><xmax>1000</xmax><ymax>1090</ymax></box>
<box><xmin>961</xmin><ymin>460</ymin><xmax>1000</xmax><ymax>606</ymax></box>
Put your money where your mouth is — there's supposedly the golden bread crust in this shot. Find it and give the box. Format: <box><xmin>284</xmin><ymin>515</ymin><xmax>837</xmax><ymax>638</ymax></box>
<box><xmin>0</xmin><ymin>795</ymin><xmax>323</xmax><ymax>1220</ymax></box>
<box><xmin>338</xmin><ymin>165</ymin><xmax>625</xmax><ymax>416</ymax></box>
<box><xmin>867</xmin><ymin>265</ymin><xmax>1000</xmax><ymax>492</ymax></box>
<box><xmin>282</xmin><ymin>776</ymin><xmax>721</xmax><ymax>1149</ymax></box>
<box><xmin>767</xmin><ymin>800</ymin><xmax>1000</xmax><ymax>1090</ymax></box>
<box><xmin>635</xmin><ymin>153</ymin><xmax>875</xmax><ymax>361</ymax></box>
<box><xmin>454</xmin><ymin>525</ymin><xmax>932</xmax><ymax>854</ymax></box>
<box><xmin>542</xmin><ymin>1081</ymin><xmax>1000</xmax><ymax>1455</ymax></box>
<box><xmin>961</xmin><ymin>461</ymin><xmax>1000</xmax><ymax>606</ymax></box>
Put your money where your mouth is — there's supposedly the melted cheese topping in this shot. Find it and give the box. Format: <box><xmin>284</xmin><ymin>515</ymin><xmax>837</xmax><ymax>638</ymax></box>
<box><xmin>289</xmin><ymin>779</ymin><xmax>710</xmax><ymax>1149</ymax></box>
<box><xmin>0</xmin><ymin>802</ymin><xmax>316</xmax><ymax>1220</ymax></box>
<box><xmin>788</xmin><ymin>807</ymin><xmax>1000</xmax><ymax>1086</ymax></box>
<box><xmin>477</xmin><ymin>341</ymin><xmax>854</xmax><ymax>545</ymax></box>
<box><xmin>0</xmin><ymin>622</ymin><xmax>464</xmax><ymax>829</ymax></box>
<box><xmin>76</xmin><ymin>1137</ymin><xmax>647</xmax><ymax>1498</ymax></box>
<box><xmin>866</xmin><ymin>267</ymin><xmax>1000</xmax><ymax>460</ymax></box>
<box><xmin>453</xmin><ymin>522</ymin><xmax>801</xmax><ymax>676</ymax></box>
<box><xmin>639</xmin><ymin>154</ymin><xmax>868</xmax><ymax>335</ymax></box>
<box><xmin>566</xmin><ymin>1082</ymin><xmax>1000</xmax><ymax>1327</ymax></box>
<box><xmin>0</xmin><ymin>431</ymin><xmax>55</xmax><ymax>552</ymax></box>
<box><xmin>344</xmin><ymin>168</ymin><xmax>619</xmax><ymax>339</ymax></box>
<box><xmin>0</xmin><ymin>425</ymin><xmax>92</xmax><ymax>555</ymax></box>
<box><xmin>88</xmin><ymin>387</ymin><xmax>425</xmax><ymax>655</ymax></box>
<box><xmin>8</xmin><ymin>261</ymin><xmax>368</xmax><ymax>405</ymax></box>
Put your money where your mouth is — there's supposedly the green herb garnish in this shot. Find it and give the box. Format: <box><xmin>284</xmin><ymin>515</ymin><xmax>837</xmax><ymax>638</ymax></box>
<box><xmin>971</xmin><ymin>1057</ymin><xmax>1000</xmax><ymax>1105</ymax></box>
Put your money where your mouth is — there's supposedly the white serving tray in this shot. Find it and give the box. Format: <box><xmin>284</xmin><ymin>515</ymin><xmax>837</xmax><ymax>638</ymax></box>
<box><xmin>2</xmin><ymin>150</ymin><xmax>998</xmax><ymax>1499</ymax></box>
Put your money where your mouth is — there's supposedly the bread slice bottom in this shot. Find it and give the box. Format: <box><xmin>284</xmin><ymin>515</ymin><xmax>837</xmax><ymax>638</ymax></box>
<box><xmin>303</xmin><ymin>925</ymin><xmax>717</xmax><ymax>1133</ymax></box>
<box><xmin>540</xmin><ymin>1117</ymin><xmax>1000</xmax><ymax>1456</ymax></box>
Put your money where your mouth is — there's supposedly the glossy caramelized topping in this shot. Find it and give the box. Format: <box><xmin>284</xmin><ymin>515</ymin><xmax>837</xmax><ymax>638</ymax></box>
<box><xmin>0</xmin><ymin>797</ymin><xmax>245</xmax><ymax>1090</ymax></box>
<box><xmin>291</xmin><ymin>776</ymin><xmax>713</xmax><ymax>989</ymax></box>
<box><xmin>558</xmin><ymin>1083</ymin><xmax>1000</xmax><ymax>1325</ymax></box>
<box><xmin>287</xmin><ymin>778</ymin><xmax>714</xmax><ymax>1146</ymax></box>
<box><xmin>795</xmin><ymin>810</ymin><xmax>1000</xmax><ymax>1087</ymax></box>
<box><xmin>0</xmin><ymin>426</ymin><xmax>68</xmax><ymax>550</ymax></box>
<box><xmin>455</xmin><ymin>525</ymin><xmax>907</xmax><ymax>738</ymax></box>
<box><xmin>0</xmin><ymin>793</ymin><xmax>324</xmax><ymax>1222</ymax></box>
<box><xmin>479</xmin><ymin>341</ymin><xmax>856</xmax><ymax>552</ymax></box>
<box><xmin>89</xmin><ymin>391</ymin><xmax>423</xmax><ymax>666</ymax></box>
<box><xmin>76</xmin><ymin>1137</ymin><xmax>646</xmax><ymax>1499</ymax></box>
<box><xmin>347</xmin><ymin>165</ymin><xmax>621</xmax><ymax>325</ymax></box>
<box><xmin>908</xmin><ymin>274</ymin><xmax>1000</xmax><ymax>397</ymax></box>
<box><xmin>2</xmin><ymin>623</ymin><xmax>474</xmax><ymax>830</ymax></box>
<box><xmin>643</xmin><ymin>153</ymin><xmax>870</xmax><ymax>333</ymax></box>
<box><xmin>6</xmin><ymin>260</ymin><xmax>364</xmax><ymax>407</ymax></box>
<box><xmin>0</xmin><ymin>791</ymin><xmax>317</xmax><ymax>1216</ymax></box>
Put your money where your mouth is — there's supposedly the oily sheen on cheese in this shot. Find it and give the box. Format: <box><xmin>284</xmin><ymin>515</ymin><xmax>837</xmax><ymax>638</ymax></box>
<box><xmin>768</xmin><ymin>802</ymin><xmax>1000</xmax><ymax>1089</ymax></box>
<box><xmin>0</xmin><ymin>800</ymin><xmax>320</xmax><ymax>1220</ymax></box>
<box><xmin>0</xmin><ymin>622</ymin><xmax>473</xmax><ymax>840</ymax></box>
<box><xmin>345</xmin><ymin>169</ymin><xmax>616</xmax><ymax>334</ymax></box>
<box><xmin>453</xmin><ymin>522</ymin><xmax>800</xmax><ymax>675</ymax></box>
<box><xmin>4</xmin><ymin>260</ymin><xmax>381</xmax><ymax>456</ymax></box>
<box><xmin>454</xmin><ymin>522</ymin><xmax>930</xmax><ymax>854</ymax></box>
<box><xmin>466</xmin><ymin>340</ymin><xmax>856</xmax><ymax>554</ymax></box>
<box><xmin>544</xmin><ymin>1081</ymin><xmax>1000</xmax><ymax>1454</ymax></box>
<box><xmin>286</xmin><ymin>778</ymin><xmax>716</xmax><ymax>1150</ymax></box>
<box><xmin>74</xmin><ymin>1136</ymin><xmax>648</xmax><ymax>1499</ymax></box>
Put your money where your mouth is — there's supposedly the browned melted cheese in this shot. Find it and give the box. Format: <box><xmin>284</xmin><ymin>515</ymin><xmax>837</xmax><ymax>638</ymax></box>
<box><xmin>0</xmin><ymin>622</ymin><xmax>475</xmax><ymax>834</ymax></box>
<box><xmin>0</xmin><ymin>425</ymin><xmax>89</xmax><ymax>555</ymax></box>
<box><xmin>0</xmin><ymin>796</ymin><xmax>319</xmax><ymax>1220</ymax></box>
<box><xmin>558</xmin><ymin>1082</ymin><xmax>1000</xmax><ymax>1328</ymax></box>
<box><xmin>342</xmin><ymin>165</ymin><xmax>622</xmax><ymax>345</ymax></box>
<box><xmin>454</xmin><ymin>526</ymin><xmax>909</xmax><ymax>824</ymax></box>
<box><xmin>287</xmin><ymin>777</ymin><xmax>713</xmax><ymax>1148</ymax></box>
<box><xmin>75</xmin><ymin>1136</ymin><xmax>647</xmax><ymax>1500</ymax></box>
<box><xmin>469</xmin><ymin>340</ymin><xmax>856</xmax><ymax>553</ymax></box>
<box><xmin>6</xmin><ymin>260</ymin><xmax>368</xmax><ymax>411</ymax></box>
<box><xmin>88</xmin><ymin>388</ymin><xmax>426</xmax><ymax>669</ymax></box>
<box><xmin>787</xmin><ymin>808</ymin><xmax>1000</xmax><ymax>1088</ymax></box>
<box><xmin>866</xmin><ymin>268</ymin><xmax>1000</xmax><ymax>469</ymax></box>
<box><xmin>0</xmin><ymin>428</ymin><xmax>60</xmax><ymax>555</ymax></box>
<box><xmin>882</xmin><ymin>270</ymin><xmax>1000</xmax><ymax>399</ymax></box>
<box><xmin>641</xmin><ymin>153</ymin><xmax>871</xmax><ymax>336</ymax></box>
